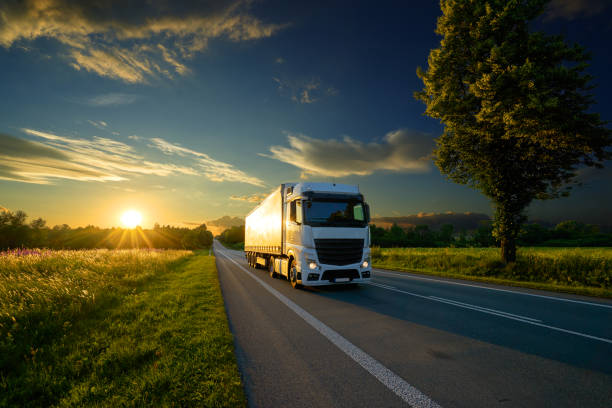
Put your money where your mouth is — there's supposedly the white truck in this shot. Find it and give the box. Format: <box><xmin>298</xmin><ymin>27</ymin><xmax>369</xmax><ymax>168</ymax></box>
<box><xmin>245</xmin><ymin>182</ymin><xmax>372</xmax><ymax>288</ymax></box>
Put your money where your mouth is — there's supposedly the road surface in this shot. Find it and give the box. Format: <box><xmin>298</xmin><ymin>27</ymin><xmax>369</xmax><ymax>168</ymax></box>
<box><xmin>213</xmin><ymin>241</ymin><xmax>612</xmax><ymax>407</ymax></box>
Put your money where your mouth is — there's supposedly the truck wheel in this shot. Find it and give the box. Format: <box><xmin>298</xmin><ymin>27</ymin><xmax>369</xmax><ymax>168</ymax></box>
<box><xmin>269</xmin><ymin>257</ymin><xmax>277</xmax><ymax>278</ymax></box>
<box><xmin>289</xmin><ymin>262</ymin><xmax>301</xmax><ymax>289</ymax></box>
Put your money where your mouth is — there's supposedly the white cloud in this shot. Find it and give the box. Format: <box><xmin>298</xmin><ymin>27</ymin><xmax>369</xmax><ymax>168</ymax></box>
<box><xmin>0</xmin><ymin>132</ymin><xmax>124</xmax><ymax>184</ymax></box>
<box><xmin>18</xmin><ymin>128</ymin><xmax>198</xmax><ymax>181</ymax></box>
<box><xmin>265</xmin><ymin>130</ymin><xmax>433</xmax><ymax>178</ymax></box>
<box><xmin>0</xmin><ymin>0</ymin><xmax>287</xmax><ymax>83</ymax></box>
<box><xmin>149</xmin><ymin>137</ymin><xmax>265</xmax><ymax>186</ymax></box>
<box><xmin>87</xmin><ymin>120</ymin><xmax>108</xmax><ymax>129</ymax></box>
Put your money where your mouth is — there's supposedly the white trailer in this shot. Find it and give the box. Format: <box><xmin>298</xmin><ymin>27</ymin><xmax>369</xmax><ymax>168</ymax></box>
<box><xmin>245</xmin><ymin>182</ymin><xmax>371</xmax><ymax>288</ymax></box>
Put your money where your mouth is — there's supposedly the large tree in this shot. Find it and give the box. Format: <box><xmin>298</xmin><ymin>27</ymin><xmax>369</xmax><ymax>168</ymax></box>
<box><xmin>416</xmin><ymin>0</ymin><xmax>611</xmax><ymax>262</ymax></box>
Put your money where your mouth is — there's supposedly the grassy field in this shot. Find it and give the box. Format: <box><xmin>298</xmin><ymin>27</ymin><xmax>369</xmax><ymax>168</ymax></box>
<box><xmin>371</xmin><ymin>247</ymin><xmax>612</xmax><ymax>298</ymax></box>
<box><xmin>0</xmin><ymin>249</ymin><xmax>245</xmax><ymax>407</ymax></box>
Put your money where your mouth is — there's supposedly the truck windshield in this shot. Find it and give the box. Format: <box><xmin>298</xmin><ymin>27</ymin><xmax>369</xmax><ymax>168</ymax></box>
<box><xmin>304</xmin><ymin>200</ymin><xmax>367</xmax><ymax>227</ymax></box>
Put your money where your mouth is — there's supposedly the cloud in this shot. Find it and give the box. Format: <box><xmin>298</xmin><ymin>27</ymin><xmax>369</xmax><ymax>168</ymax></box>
<box><xmin>149</xmin><ymin>137</ymin><xmax>265</xmax><ymax>186</ymax></box>
<box><xmin>87</xmin><ymin>120</ymin><xmax>108</xmax><ymax>129</ymax></box>
<box><xmin>87</xmin><ymin>93</ymin><xmax>139</xmax><ymax>106</ymax></box>
<box><xmin>545</xmin><ymin>0</ymin><xmax>609</xmax><ymax>20</ymax></box>
<box><xmin>229</xmin><ymin>193</ymin><xmax>267</xmax><ymax>203</ymax></box>
<box><xmin>265</xmin><ymin>130</ymin><xmax>433</xmax><ymax>178</ymax></box>
<box><xmin>0</xmin><ymin>132</ymin><xmax>123</xmax><ymax>183</ymax></box>
<box><xmin>2</xmin><ymin>129</ymin><xmax>262</xmax><ymax>186</ymax></box>
<box><xmin>0</xmin><ymin>0</ymin><xmax>287</xmax><ymax>83</ymax></box>
<box><xmin>273</xmin><ymin>77</ymin><xmax>337</xmax><ymax>104</ymax></box>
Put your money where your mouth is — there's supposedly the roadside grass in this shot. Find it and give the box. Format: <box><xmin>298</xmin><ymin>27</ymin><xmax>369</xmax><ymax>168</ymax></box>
<box><xmin>0</xmin><ymin>249</ymin><xmax>246</xmax><ymax>407</ymax></box>
<box><xmin>371</xmin><ymin>247</ymin><xmax>612</xmax><ymax>299</ymax></box>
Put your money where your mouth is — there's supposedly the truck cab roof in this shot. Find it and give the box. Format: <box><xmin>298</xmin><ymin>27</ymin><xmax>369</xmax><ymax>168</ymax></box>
<box><xmin>286</xmin><ymin>182</ymin><xmax>360</xmax><ymax>198</ymax></box>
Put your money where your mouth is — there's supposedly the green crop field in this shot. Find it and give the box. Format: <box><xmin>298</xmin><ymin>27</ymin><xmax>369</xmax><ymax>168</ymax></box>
<box><xmin>371</xmin><ymin>247</ymin><xmax>612</xmax><ymax>298</ymax></box>
<box><xmin>0</xmin><ymin>249</ymin><xmax>245</xmax><ymax>407</ymax></box>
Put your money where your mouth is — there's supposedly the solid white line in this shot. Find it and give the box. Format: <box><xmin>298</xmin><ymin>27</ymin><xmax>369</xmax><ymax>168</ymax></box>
<box><xmin>427</xmin><ymin>296</ymin><xmax>542</xmax><ymax>322</ymax></box>
<box><xmin>373</xmin><ymin>270</ymin><xmax>612</xmax><ymax>309</ymax></box>
<box><xmin>216</xmin><ymin>247</ymin><xmax>441</xmax><ymax>408</ymax></box>
<box><xmin>368</xmin><ymin>282</ymin><xmax>539</xmax><ymax>322</ymax></box>
<box><xmin>366</xmin><ymin>282</ymin><xmax>612</xmax><ymax>344</ymax></box>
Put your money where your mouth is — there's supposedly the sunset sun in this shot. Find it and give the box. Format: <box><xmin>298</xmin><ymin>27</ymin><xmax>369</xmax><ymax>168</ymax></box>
<box><xmin>120</xmin><ymin>210</ymin><xmax>142</xmax><ymax>229</ymax></box>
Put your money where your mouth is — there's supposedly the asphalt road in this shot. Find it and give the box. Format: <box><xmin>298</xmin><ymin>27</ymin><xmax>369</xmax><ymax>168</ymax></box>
<box><xmin>213</xmin><ymin>241</ymin><xmax>612</xmax><ymax>408</ymax></box>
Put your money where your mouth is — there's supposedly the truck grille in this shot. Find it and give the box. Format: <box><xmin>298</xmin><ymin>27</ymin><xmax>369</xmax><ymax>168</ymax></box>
<box><xmin>314</xmin><ymin>239</ymin><xmax>363</xmax><ymax>266</ymax></box>
<box><xmin>321</xmin><ymin>269</ymin><xmax>360</xmax><ymax>281</ymax></box>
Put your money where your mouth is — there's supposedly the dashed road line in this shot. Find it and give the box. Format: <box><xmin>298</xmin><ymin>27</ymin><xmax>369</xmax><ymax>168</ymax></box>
<box><xmin>367</xmin><ymin>281</ymin><xmax>612</xmax><ymax>344</ymax></box>
<box><xmin>373</xmin><ymin>270</ymin><xmax>612</xmax><ymax>309</ymax></box>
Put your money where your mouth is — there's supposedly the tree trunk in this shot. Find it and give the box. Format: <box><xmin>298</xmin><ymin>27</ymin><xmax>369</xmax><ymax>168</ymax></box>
<box><xmin>500</xmin><ymin>236</ymin><xmax>516</xmax><ymax>263</ymax></box>
<box><xmin>493</xmin><ymin>204</ymin><xmax>524</xmax><ymax>264</ymax></box>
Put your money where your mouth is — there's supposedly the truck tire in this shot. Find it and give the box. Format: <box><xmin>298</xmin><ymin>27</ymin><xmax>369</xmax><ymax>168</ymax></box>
<box><xmin>289</xmin><ymin>262</ymin><xmax>301</xmax><ymax>289</ymax></box>
<box><xmin>269</xmin><ymin>257</ymin><xmax>277</xmax><ymax>278</ymax></box>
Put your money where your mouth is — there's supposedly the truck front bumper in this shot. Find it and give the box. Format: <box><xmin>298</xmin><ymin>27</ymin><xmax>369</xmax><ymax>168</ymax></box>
<box><xmin>297</xmin><ymin>264</ymin><xmax>371</xmax><ymax>286</ymax></box>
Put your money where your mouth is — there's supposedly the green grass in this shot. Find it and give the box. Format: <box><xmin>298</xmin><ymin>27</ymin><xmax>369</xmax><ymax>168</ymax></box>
<box><xmin>371</xmin><ymin>247</ymin><xmax>612</xmax><ymax>298</ymax></box>
<box><xmin>0</xmin><ymin>249</ymin><xmax>246</xmax><ymax>407</ymax></box>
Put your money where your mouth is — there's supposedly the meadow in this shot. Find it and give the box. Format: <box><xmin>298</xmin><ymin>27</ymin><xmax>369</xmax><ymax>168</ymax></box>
<box><xmin>371</xmin><ymin>247</ymin><xmax>612</xmax><ymax>298</ymax></box>
<box><xmin>0</xmin><ymin>249</ymin><xmax>245</xmax><ymax>407</ymax></box>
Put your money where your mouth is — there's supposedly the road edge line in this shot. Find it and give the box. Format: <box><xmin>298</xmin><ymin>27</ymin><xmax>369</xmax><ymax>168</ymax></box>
<box><xmin>217</xmin><ymin>248</ymin><xmax>442</xmax><ymax>408</ymax></box>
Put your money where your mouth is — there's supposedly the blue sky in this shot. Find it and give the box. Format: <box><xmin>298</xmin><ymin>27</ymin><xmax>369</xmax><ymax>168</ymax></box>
<box><xmin>0</xmin><ymin>0</ymin><xmax>611</xmax><ymax>228</ymax></box>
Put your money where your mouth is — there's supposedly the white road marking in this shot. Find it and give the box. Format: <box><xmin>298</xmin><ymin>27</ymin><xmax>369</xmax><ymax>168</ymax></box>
<box><xmin>427</xmin><ymin>296</ymin><xmax>541</xmax><ymax>322</ymax></box>
<box><xmin>373</xmin><ymin>270</ymin><xmax>612</xmax><ymax>309</ymax></box>
<box><xmin>367</xmin><ymin>282</ymin><xmax>612</xmax><ymax>344</ymax></box>
<box><xmin>368</xmin><ymin>282</ymin><xmax>540</xmax><ymax>322</ymax></box>
<box><xmin>216</xmin><ymin>247</ymin><xmax>441</xmax><ymax>408</ymax></box>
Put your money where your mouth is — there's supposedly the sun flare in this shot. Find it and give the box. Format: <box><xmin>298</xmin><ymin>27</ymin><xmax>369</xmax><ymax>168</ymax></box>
<box><xmin>120</xmin><ymin>210</ymin><xmax>142</xmax><ymax>229</ymax></box>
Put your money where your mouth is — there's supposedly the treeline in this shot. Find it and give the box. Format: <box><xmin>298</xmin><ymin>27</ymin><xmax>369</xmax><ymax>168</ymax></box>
<box><xmin>217</xmin><ymin>225</ymin><xmax>245</xmax><ymax>245</ymax></box>
<box><xmin>371</xmin><ymin>220</ymin><xmax>612</xmax><ymax>248</ymax></box>
<box><xmin>0</xmin><ymin>210</ymin><xmax>212</xmax><ymax>250</ymax></box>
<box><xmin>214</xmin><ymin>220</ymin><xmax>612</xmax><ymax>248</ymax></box>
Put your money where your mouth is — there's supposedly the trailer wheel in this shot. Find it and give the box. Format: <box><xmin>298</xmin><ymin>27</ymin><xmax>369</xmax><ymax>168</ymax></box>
<box><xmin>289</xmin><ymin>262</ymin><xmax>301</xmax><ymax>289</ymax></box>
<box><xmin>269</xmin><ymin>257</ymin><xmax>277</xmax><ymax>278</ymax></box>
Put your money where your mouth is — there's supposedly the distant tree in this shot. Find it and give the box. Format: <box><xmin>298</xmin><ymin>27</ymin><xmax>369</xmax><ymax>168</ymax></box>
<box><xmin>416</xmin><ymin>0</ymin><xmax>611</xmax><ymax>262</ymax></box>
<box><xmin>518</xmin><ymin>223</ymin><xmax>550</xmax><ymax>245</ymax></box>
<box><xmin>219</xmin><ymin>225</ymin><xmax>245</xmax><ymax>244</ymax></box>
<box><xmin>29</xmin><ymin>217</ymin><xmax>48</xmax><ymax>247</ymax></box>
<box><xmin>473</xmin><ymin>221</ymin><xmax>495</xmax><ymax>247</ymax></box>
<box><xmin>438</xmin><ymin>224</ymin><xmax>454</xmax><ymax>245</ymax></box>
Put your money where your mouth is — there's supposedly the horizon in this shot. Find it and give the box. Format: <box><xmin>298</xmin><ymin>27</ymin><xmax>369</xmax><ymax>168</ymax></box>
<box><xmin>1</xmin><ymin>1</ymin><xmax>611</xmax><ymax>228</ymax></box>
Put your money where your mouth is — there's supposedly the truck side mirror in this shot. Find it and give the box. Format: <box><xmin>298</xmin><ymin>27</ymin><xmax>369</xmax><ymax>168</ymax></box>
<box><xmin>364</xmin><ymin>203</ymin><xmax>371</xmax><ymax>223</ymax></box>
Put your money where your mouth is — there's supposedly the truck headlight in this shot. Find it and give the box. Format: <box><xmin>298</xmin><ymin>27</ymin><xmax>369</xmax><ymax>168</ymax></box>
<box><xmin>308</xmin><ymin>261</ymin><xmax>318</xmax><ymax>270</ymax></box>
<box><xmin>361</xmin><ymin>257</ymin><xmax>370</xmax><ymax>268</ymax></box>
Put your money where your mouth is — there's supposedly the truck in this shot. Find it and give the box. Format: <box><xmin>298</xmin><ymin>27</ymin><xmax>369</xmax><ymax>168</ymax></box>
<box><xmin>244</xmin><ymin>182</ymin><xmax>372</xmax><ymax>288</ymax></box>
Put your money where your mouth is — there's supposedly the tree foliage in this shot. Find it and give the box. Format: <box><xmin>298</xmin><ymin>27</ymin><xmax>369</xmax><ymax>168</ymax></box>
<box><xmin>218</xmin><ymin>225</ymin><xmax>245</xmax><ymax>245</ymax></box>
<box><xmin>415</xmin><ymin>0</ymin><xmax>611</xmax><ymax>262</ymax></box>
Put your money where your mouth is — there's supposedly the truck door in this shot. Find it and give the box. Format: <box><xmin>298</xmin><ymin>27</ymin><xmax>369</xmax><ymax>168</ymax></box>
<box><xmin>287</xmin><ymin>199</ymin><xmax>301</xmax><ymax>245</ymax></box>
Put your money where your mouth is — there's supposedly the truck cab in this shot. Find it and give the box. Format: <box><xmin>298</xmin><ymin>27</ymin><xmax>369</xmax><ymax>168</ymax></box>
<box><xmin>245</xmin><ymin>182</ymin><xmax>371</xmax><ymax>288</ymax></box>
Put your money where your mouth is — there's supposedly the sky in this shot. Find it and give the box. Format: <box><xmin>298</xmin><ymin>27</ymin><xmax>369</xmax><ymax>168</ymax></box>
<box><xmin>0</xmin><ymin>0</ymin><xmax>611</xmax><ymax>229</ymax></box>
